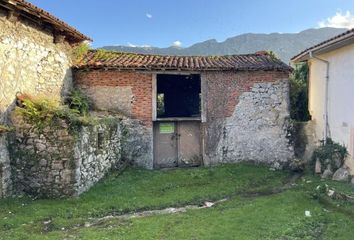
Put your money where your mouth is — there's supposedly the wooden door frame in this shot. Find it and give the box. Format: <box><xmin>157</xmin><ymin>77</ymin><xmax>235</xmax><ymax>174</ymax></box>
<box><xmin>153</xmin><ymin>120</ymin><xmax>203</xmax><ymax>168</ymax></box>
<box><xmin>151</xmin><ymin>72</ymin><xmax>205</xmax><ymax>168</ymax></box>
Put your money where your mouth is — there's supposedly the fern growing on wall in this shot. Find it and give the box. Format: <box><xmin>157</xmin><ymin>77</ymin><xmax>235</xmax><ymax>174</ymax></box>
<box><xmin>15</xmin><ymin>93</ymin><xmax>96</xmax><ymax>132</ymax></box>
<box><xmin>65</xmin><ymin>89</ymin><xmax>91</xmax><ymax>115</ymax></box>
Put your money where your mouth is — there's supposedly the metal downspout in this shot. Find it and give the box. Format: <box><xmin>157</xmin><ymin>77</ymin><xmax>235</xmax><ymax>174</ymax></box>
<box><xmin>309</xmin><ymin>51</ymin><xmax>330</xmax><ymax>142</ymax></box>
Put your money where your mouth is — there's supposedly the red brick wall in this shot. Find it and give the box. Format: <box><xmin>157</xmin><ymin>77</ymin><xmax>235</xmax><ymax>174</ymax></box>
<box><xmin>74</xmin><ymin>70</ymin><xmax>288</xmax><ymax>126</ymax></box>
<box><xmin>74</xmin><ymin>70</ymin><xmax>153</xmax><ymax>125</ymax></box>
<box><xmin>203</xmin><ymin>71</ymin><xmax>289</xmax><ymax>119</ymax></box>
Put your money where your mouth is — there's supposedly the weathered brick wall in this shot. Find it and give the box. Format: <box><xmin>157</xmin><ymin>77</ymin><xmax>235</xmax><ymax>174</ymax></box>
<box><xmin>74</xmin><ymin>70</ymin><xmax>154</xmax><ymax>169</ymax></box>
<box><xmin>202</xmin><ymin>71</ymin><xmax>294</xmax><ymax>168</ymax></box>
<box><xmin>0</xmin><ymin>9</ymin><xmax>75</xmax><ymax>197</ymax></box>
<box><xmin>75</xmin><ymin>69</ymin><xmax>292</xmax><ymax>169</ymax></box>
<box><xmin>74</xmin><ymin>70</ymin><xmax>153</xmax><ymax>125</ymax></box>
<box><xmin>203</xmin><ymin>71</ymin><xmax>289</xmax><ymax>119</ymax></box>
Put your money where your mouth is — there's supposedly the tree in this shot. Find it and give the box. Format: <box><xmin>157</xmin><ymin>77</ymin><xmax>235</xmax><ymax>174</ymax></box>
<box><xmin>289</xmin><ymin>63</ymin><xmax>311</xmax><ymax>121</ymax></box>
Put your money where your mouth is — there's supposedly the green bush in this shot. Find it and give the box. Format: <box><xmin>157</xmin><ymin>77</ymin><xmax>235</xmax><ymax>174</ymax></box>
<box><xmin>289</xmin><ymin>63</ymin><xmax>311</xmax><ymax>121</ymax></box>
<box><xmin>311</xmin><ymin>138</ymin><xmax>348</xmax><ymax>173</ymax></box>
<box><xmin>16</xmin><ymin>97</ymin><xmax>63</xmax><ymax>130</ymax></box>
<box><xmin>65</xmin><ymin>89</ymin><xmax>91</xmax><ymax>115</ymax></box>
<box><xmin>15</xmin><ymin>95</ymin><xmax>95</xmax><ymax>132</ymax></box>
<box><xmin>287</xmin><ymin>120</ymin><xmax>308</xmax><ymax>158</ymax></box>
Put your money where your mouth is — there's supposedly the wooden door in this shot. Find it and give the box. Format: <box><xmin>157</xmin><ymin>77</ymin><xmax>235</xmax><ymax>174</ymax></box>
<box><xmin>153</xmin><ymin>122</ymin><xmax>178</xmax><ymax>168</ymax></box>
<box><xmin>154</xmin><ymin>121</ymin><xmax>202</xmax><ymax>168</ymax></box>
<box><xmin>178</xmin><ymin>121</ymin><xmax>202</xmax><ymax>167</ymax></box>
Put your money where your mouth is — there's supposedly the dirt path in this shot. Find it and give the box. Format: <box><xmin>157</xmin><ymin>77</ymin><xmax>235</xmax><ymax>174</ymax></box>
<box><xmin>77</xmin><ymin>172</ymin><xmax>303</xmax><ymax>229</ymax></box>
<box><xmin>84</xmin><ymin>198</ymin><xmax>228</xmax><ymax>228</ymax></box>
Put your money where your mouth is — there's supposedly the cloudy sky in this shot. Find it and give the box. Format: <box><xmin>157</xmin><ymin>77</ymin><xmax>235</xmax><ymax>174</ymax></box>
<box><xmin>29</xmin><ymin>0</ymin><xmax>354</xmax><ymax>48</ymax></box>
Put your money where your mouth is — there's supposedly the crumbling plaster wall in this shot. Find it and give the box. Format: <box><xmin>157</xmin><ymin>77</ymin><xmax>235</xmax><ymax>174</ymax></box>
<box><xmin>202</xmin><ymin>71</ymin><xmax>294</xmax><ymax>168</ymax></box>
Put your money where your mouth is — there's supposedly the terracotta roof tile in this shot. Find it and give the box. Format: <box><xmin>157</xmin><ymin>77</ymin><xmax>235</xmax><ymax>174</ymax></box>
<box><xmin>1</xmin><ymin>0</ymin><xmax>91</xmax><ymax>42</ymax></box>
<box><xmin>76</xmin><ymin>50</ymin><xmax>292</xmax><ymax>72</ymax></box>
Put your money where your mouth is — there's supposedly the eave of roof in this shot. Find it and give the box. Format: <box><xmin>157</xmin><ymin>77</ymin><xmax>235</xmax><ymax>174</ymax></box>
<box><xmin>291</xmin><ymin>28</ymin><xmax>354</xmax><ymax>62</ymax></box>
<box><xmin>74</xmin><ymin>50</ymin><xmax>292</xmax><ymax>72</ymax></box>
<box><xmin>0</xmin><ymin>0</ymin><xmax>91</xmax><ymax>43</ymax></box>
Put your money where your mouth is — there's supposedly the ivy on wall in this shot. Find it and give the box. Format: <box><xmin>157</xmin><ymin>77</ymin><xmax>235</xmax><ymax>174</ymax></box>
<box><xmin>289</xmin><ymin>63</ymin><xmax>311</xmax><ymax>121</ymax></box>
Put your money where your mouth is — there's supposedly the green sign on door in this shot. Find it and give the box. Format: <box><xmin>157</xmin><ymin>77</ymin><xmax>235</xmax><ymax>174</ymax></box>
<box><xmin>159</xmin><ymin>123</ymin><xmax>175</xmax><ymax>134</ymax></box>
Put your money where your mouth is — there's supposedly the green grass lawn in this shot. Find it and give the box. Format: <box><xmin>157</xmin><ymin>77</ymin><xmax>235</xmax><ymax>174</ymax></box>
<box><xmin>1</xmin><ymin>164</ymin><xmax>354</xmax><ymax>239</ymax></box>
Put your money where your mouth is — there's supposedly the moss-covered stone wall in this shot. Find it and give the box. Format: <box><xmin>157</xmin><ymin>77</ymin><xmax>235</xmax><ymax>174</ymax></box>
<box><xmin>9</xmin><ymin>118</ymin><xmax>123</xmax><ymax>198</ymax></box>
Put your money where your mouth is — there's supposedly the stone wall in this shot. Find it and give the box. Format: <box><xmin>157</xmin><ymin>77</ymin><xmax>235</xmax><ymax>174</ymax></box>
<box><xmin>74</xmin><ymin>70</ymin><xmax>154</xmax><ymax>169</ymax></box>
<box><xmin>9</xmin><ymin>118</ymin><xmax>123</xmax><ymax>197</ymax></box>
<box><xmin>75</xmin><ymin>122</ymin><xmax>123</xmax><ymax>194</ymax></box>
<box><xmin>203</xmin><ymin>71</ymin><xmax>294</xmax><ymax>168</ymax></box>
<box><xmin>0</xmin><ymin>8</ymin><xmax>74</xmax><ymax>124</ymax></box>
<box><xmin>121</xmin><ymin>118</ymin><xmax>153</xmax><ymax>169</ymax></box>
<box><xmin>0</xmin><ymin>134</ymin><xmax>11</xmax><ymax>197</ymax></box>
<box><xmin>0</xmin><ymin>9</ymin><xmax>77</xmax><ymax>197</ymax></box>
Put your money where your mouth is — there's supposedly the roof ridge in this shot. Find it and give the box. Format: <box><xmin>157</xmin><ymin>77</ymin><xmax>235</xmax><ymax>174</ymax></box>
<box><xmin>76</xmin><ymin>50</ymin><xmax>291</xmax><ymax>72</ymax></box>
<box><xmin>90</xmin><ymin>49</ymin><xmax>271</xmax><ymax>58</ymax></box>
<box><xmin>3</xmin><ymin>0</ymin><xmax>91</xmax><ymax>42</ymax></box>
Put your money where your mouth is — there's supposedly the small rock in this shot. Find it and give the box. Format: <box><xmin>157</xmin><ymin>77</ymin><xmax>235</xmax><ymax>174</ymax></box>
<box><xmin>204</xmin><ymin>202</ymin><xmax>214</xmax><ymax>208</ymax></box>
<box><xmin>305</xmin><ymin>211</ymin><xmax>311</xmax><ymax>217</ymax></box>
<box><xmin>332</xmin><ymin>168</ymin><xmax>350</xmax><ymax>182</ymax></box>
<box><xmin>39</xmin><ymin>159</ymin><xmax>47</xmax><ymax>167</ymax></box>
<box><xmin>321</xmin><ymin>168</ymin><xmax>333</xmax><ymax>179</ymax></box>
<box><xmin>43</xmin><ymin>220</ymin><xmax>52</xmax><ymax>225</ymax></box>
<box><xmin>36</xmin><ymin>143</ymin><xmax>46</xmax><ymax>152</ymax></box>
<box><xmin>327</xmin><ymin>189</ymin><xmax>335</xmax><ymax>198</ymax></box>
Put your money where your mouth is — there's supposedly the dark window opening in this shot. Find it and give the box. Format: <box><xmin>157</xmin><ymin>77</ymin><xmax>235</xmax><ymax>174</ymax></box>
<box><xmin>157</xmin><ymin>74</ymin><xmax>201</xmax><ymax>118</ymax></box>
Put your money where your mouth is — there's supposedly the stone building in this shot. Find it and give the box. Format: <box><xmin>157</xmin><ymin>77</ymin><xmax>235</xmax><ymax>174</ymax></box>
<box><xmin>0</xmin><ymin>0</ymin><xmax>90</xmax><ymax>197</ymax></box>
<box><xmin>0</xmin><ymin>0</ymin><xmax>295</xmax><ymax>198</ymax></box>
<box><xmin>74</xmin><ymin>51</ymin><xmax>294</xmax><ymax>170</ymax></box>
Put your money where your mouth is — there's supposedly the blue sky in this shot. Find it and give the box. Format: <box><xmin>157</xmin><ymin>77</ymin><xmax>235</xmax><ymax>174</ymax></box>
<box><xmin>28</xmin><ymin>0</ymin><xmax>354</xmax><ymax>48</ymax></box>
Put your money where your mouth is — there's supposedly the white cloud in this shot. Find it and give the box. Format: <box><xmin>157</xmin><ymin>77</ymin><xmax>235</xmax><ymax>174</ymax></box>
<box><xmin>172</xmin><ymin>40</ymin><xmax>182</xmax><ymax>47</ymax></box>
<box><xmin>127</xmin><ymin>42</ymin><xmax>151</xmax><ymax>48</ymax></box>
<box><xmin>318</xmin><ymin>11</ymin><xmax>354</xmax><ymax>29</ymax></box>
<box><xmin>127</xmin><ymin>42</ymin><xmax>137</xmax><ymax>47</ymax></box>
<box><xmin>146</xmin><ymin>13</ymin><xmax>152</xmax><ymax>19</ymax></box>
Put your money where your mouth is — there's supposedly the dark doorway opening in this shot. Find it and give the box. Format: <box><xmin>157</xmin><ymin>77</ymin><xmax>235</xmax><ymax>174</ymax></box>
<box><xmin>156</xmin><ymin>74</ymin><xmax>201</xmax><ymax>118</ymax></box>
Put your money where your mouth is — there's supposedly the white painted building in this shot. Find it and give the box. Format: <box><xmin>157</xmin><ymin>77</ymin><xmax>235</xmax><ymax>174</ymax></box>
<box><xmin>292</xmin><ymin>29</ymin><xmax>354</xmax><ymax>164</ymax></box>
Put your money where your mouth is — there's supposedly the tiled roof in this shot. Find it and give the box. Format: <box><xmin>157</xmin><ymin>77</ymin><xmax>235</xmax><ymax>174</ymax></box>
<box><xmin>75</xmin><ymin>50</ymin><xmax>292</xmax><ymax>72</ymax></box>
<box><xmin>1</xmin><ymin>0</ymin><xmax>91</xmax><ymax>42</ymax></box>
<box><xmin>292</xmin><ymin>28</ymin><xmax>354</xmax><ymax>62</ymax></box>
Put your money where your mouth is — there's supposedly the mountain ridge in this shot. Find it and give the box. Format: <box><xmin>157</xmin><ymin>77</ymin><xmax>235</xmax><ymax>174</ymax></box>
<box><xmin>102</xmin><ymin>27</ymin><xmax>347</xmax><ymax>63</ymax></box>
